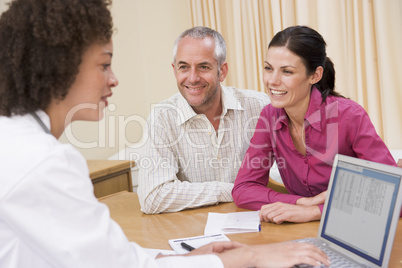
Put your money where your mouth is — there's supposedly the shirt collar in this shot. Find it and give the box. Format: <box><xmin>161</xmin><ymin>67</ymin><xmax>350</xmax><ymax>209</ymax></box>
<box><xmin>221</xmin><ymin>86</ymin><xmax>244</xmax><ymax>113</ymax></box>
<box><xmin>176</xmin><ymin>94</ymin><xmax>197</xmax><ymax>125</ymax></box>
<box><xmin>304</xmin><ymin>87</ymin><xmax>323</xmax><ymax>131</ymax></box>
<box><xmin>274</xmin><ymin>87</ymin><xmax>323</xmax><ymax>132</ymax></box>
<box><xmin>176</xmin><ymin>85</ymin><xmax>245</xmax><ymax>126</ymax></box>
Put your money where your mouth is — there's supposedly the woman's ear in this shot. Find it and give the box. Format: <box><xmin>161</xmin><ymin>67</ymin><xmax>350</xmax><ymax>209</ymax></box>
<box><xmin>311</xmin><ymin>66</ymin><xmax>323</xmax><ymax>84</ymax></box>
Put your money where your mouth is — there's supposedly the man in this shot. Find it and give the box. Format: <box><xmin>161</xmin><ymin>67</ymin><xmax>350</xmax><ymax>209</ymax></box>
<box><xmin>137</xmin><ymin>26</ymin><xmax>270</xmax><ymax>214</ymax></box>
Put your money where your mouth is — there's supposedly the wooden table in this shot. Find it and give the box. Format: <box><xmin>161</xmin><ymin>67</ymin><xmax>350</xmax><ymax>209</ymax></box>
<box><xmin>87</xmin><ymin>160</ymin><xmax>134</xmax><ymax>198</ymax></box>
<box><xmin>99</xmin><ymin>191</ymin><xmax>402</xmax><ymax>267</ymax></box>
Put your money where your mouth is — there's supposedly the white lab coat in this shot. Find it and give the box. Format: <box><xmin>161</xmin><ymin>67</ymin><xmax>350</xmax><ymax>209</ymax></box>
<box><xmin>0</xmin><ymin>111</ymin><xmax>222</xmax><ymax>268</ymax></box>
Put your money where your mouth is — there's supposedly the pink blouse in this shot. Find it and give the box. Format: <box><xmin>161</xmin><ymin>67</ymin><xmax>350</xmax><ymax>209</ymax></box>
<box><xmin>232</xmin><ymin>88</ymin><xmax>397</xmax><ymax>214</ymax></box>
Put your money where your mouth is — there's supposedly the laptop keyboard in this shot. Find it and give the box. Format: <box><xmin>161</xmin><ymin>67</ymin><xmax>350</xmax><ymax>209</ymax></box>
<box><xmin>293</xmin><ymin>238</ymin><xmax>362</xmax><ymax>268</ymax></box>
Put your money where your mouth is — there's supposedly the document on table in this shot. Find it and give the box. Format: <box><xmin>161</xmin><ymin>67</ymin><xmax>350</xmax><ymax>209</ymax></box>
<box><xmin>143</xmin><ymin>248</ymin><xmax>176</xmax><ymax>258</ymax></box>
<box><xmin>204</xmin><ymin>211</ymin><xmax>261</xmax><ymax>235</ymax></box>
<box><xmin>168</xmin><ymin>233</ymin><xmax>230</xmax><ymax>254</ymax></box>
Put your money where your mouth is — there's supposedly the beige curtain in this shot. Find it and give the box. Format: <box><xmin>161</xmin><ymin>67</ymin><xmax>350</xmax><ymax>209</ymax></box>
<box><xmin>189</xmin><ymin>0</ymin><xmax>402</xmax><ymax>150</ymax></box>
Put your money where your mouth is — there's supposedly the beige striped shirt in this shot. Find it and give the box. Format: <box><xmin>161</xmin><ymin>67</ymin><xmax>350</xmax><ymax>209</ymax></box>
<box><xmin>138</xmin><ymin>86</ymin><xmax>269</xmax><ymax>214</ymax></box>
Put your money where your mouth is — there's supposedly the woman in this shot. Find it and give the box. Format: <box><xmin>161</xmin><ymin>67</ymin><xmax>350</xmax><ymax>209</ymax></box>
<box><xmin>232</xmin><ymin>25</ymin><xmax>397</xmax><ymax>224</ymax></box>
<box><xmin>0</xmin><ymin>1</ymin><xmax>330</xmax><ymax>267</ymax></box>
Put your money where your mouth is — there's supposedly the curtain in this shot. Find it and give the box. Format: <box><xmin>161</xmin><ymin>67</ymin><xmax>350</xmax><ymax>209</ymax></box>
<box><xmin>189</xmin><ymin>0</ymin><xmax>402</xmax><ymax>149</ymax></box>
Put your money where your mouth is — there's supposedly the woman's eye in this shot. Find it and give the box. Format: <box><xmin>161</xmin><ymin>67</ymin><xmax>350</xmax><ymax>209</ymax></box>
<box><xmin>264</xmin><ymin>66</ymin><xmax>272</xmax><ymax>71</ymax></box>
<box><xmin>283</xmin><ymin>70</ymin><xmax>293</xmax><ymax>74</ymax></box>
<box><xmin>102</xmin><ymin>64</ymin><xmax>111</xmax><ymax>70</ymax></box>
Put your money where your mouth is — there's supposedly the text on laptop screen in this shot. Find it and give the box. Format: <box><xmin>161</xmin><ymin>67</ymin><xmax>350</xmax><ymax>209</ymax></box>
<box><xmin>321</xmin><ymin>160</ymin><xmax>401</xmax><ymax>265</ymax></box>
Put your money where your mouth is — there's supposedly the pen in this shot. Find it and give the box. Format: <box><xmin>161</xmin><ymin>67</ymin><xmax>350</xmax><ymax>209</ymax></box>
<box><xmin>180</xmin><ymin>242</ymin><xmax>195</xmax><ymax>251</ymax></box>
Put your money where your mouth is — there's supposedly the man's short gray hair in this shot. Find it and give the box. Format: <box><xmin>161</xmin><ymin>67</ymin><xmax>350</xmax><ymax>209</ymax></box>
<box><xmin>172</xmin><ymin>26</ymin><xmax>226</xmax><ymax>66</ymax></box>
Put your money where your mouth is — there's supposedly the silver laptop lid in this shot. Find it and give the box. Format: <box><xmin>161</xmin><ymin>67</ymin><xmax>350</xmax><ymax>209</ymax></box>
<box><xmin>318</xmin><ymin>154</ymin><xmax>402</xmax><ymax>267</ymax></box>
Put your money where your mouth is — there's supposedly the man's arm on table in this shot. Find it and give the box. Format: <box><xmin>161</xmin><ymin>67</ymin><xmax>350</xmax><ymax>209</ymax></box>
<box><xmin>137</xmin><ymin>118</ymin><xmax>233</xmax><ymax>214</ymax></box>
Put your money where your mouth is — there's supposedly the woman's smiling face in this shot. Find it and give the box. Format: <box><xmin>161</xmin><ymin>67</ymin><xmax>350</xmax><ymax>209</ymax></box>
<box><xmin>263</xmin><ymin>46</ymin><xmax>317</xmax><ymax>113</ymax></box>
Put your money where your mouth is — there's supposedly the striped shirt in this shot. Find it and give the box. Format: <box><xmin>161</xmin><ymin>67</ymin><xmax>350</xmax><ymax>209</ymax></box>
<box><xmin>137</xmin><ymin>86</ymin><xmax>270</xmax><ymax>214</ymax></box>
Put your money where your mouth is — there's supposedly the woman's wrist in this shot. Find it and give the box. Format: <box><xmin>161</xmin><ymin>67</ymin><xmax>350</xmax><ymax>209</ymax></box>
<box><xmin>296</xmin><ymin>197</ymin><xmax>309</xmax><ymax>206</ymax></box>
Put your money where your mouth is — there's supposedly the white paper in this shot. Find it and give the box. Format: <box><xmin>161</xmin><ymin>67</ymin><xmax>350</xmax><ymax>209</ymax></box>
<box><xmin>143</xmin><ymin>248</ymin><xmax>176</xmax><ymax>258</ymax></box>
<box><xmin>168</xmin><ymin>233</ymin><xmax>230</xmax><ymax>254</ymax></box>
<box><xmin>204</xmin><ymin>211</ymin><xmax>261</xmax><ymax>235</ymax></box>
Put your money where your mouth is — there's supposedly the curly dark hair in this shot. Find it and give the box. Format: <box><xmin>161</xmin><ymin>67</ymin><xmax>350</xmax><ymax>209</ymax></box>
<box><xmin>0</xmin><ymin>0</ymin><xmax>113</xmax><ymax>116</ymax></box>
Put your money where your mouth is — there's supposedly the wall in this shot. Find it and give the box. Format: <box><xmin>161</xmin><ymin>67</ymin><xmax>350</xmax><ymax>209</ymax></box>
<box><xmin>0</xmin><ymin>1</ymin><xmax>6</xmax><ymax>12</ymax></box>
<box><xmin>0</xmin><ymin>0</ymin><xmax>192</xmax><ymax>160</ymax></box>
<box><xmin>58</xmin><ymin>0</ymin><xmax>192</xmax><ymax>160</ymax></box>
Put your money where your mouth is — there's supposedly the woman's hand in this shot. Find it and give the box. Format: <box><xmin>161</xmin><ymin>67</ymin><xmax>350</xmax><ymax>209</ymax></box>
<box><xmin>259</xmin><ymin>202</ymin><xmax>322</xmax><ymax>224</ymax></box>
<box><xmin>185</xmin><ymin>241</ymin><xmax>245</xmax><ymax>256</ymax></box>
<box><xmin>156</xmin><ymin>241</ymin><xmax>245</xmax><ymax>259</ymax></box>
<box><xmin>218</xmin><ymin>242</ymin><xmax>330</xmax><ymax>268</ymax></box>
<box><xmin>158</xmin><ymin>241</ymin><xmax>330</xmax><ymax>267</ymax></box>
<box><xmin>258</xmin><ymin>191</ymin><xmax>327</xmax><ymax>223</ymax></box>
<box><xmin>296</xmin><ymin>191</ymin><xmax>327</xmax><ymax>206</ymax></box>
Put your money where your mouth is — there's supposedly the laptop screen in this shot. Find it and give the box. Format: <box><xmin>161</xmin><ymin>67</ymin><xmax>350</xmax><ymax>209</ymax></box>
<box><xmin>320</xmin><ymin>159</ymin><xmax>401</xmax><ymax>266</ymax></box>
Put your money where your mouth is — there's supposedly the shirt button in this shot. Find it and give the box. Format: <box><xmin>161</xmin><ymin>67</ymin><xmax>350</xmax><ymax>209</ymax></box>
<box><xmin>304</xmin><ymin>159</ymin><xmax>308</xmax><ymax>164</ymax></box>
<box><xmin>303</xmin><ymin>180</ymin><xmax>307</xmax><ymax>184</ymax></box>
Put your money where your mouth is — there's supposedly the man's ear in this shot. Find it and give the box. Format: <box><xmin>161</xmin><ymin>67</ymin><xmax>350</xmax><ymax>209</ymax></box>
<box><xmin>219</xmin><ymin>62</ymin><xmax>228</xmax><ymax>82</ymax></box>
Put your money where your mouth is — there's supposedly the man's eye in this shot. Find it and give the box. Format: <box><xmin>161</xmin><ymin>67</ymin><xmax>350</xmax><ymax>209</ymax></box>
<box><xmin>178</xmin><ymin>65</ymin><xmax>188</xmax><ymax>70</ymax></box>
<box><xmin>102</xmin><ymin>64</ymin><xmax>111</xmax><ymax>70</ymax></box>
<box><xmin>198</xmin><ymin>65</ymin><xmax>212</xmax><ymax>71</ymax></box>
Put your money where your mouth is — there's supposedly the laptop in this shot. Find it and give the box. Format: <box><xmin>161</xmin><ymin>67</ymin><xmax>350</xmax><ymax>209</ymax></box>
<box><xmin>294</xmin><ymin>154</ymin><xmax>402</xmax><ymax>268</ymax></box>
